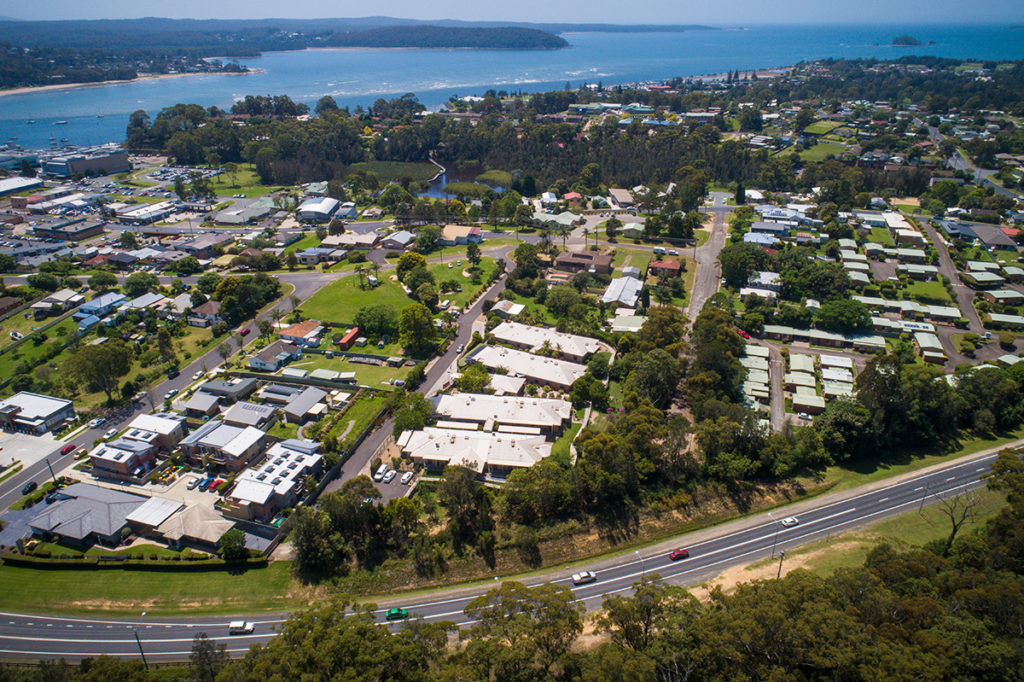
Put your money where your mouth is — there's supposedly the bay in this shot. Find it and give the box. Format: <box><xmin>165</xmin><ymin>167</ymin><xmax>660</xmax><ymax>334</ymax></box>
<box><xmin>2</xmin><ymin>23</ymin><xmax>1023</xmax><ymax>150</ymax></box>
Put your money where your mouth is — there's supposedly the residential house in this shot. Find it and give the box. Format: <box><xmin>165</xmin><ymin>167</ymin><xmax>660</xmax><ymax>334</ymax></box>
<box><xmin>433</xmin><ymin>393</ymin><xmax>572</xmax><ymax>439</ymax></box>
<box><xmin>321</xmin><ymin>232</ymin><xmax>379</xmax><ymax>249</ymax></box>
<box><xmin>225</xmin><ymin>439</ymin><xmax>323</xmax><ymax>522</ymax></box>
<box><xmin>489</xmin><ymin>321</ymin><xmax>602</xmax><ymax>362</ymax></box>
<box><xmin>465</xmin><ymin>345</ymin><xmax>588</xmax><ymax>390</ymax></box>
<box><xmin>183</xmin><ymin>391</ymin><xmax>221</xmax><ymax>418</ymax></box>
<box><xmin>490</xmin><ymin>300</ymin><xmax>526</xmax><ymax>319</ymax></box>
<box><xmin>278</xmin><ymin>320</ymin><xmax>324</xmax><ymax>347</ymax></box>
<box><xmin>553</xmin><ymin>251</ymin><xmax>613</xmax><ymax>274</ymax></box>
<box><xmin>440</xmin><ymin>224</ymin><xmax>482</xmax><ymax>246</ymax></box>
<box><xmin>121</xmin><ymin>412</ymin><xmax>187</xmax><ymax>451</ymax></box>
<box><xmin>196</xmin><ymin>378</ymin><xmax>259</xmax><ymax>403</ymax></box>
<box><xmin>281</xmin><ymin>387</ymin><xmax>328</xmax><ymax>424</ymax></box>
<box><xmin>296</xmin><ymin>247</ymin><xmax>342</xmax><ymax>265</ymax></box>
<box><xmin>249</xmin><ymin>341</ymin><xmax>301</xmax><ymax>372</ymax></box>
<box><xmin>398</xmin><ymin>427</ymin><xmax>550</xmax><ymax>479</ymax></box>
<box><xmin>188</xmin><ymin>299</ymin><xmax>222</xmax><ymax>327</ymax></box>
<box><xmin>602</xmin><ymin>276</ymin><xmax>643</xmax><ymax>308</ymax></box>
<box><xmin>608</xmin><ymin>188</ymin><xmax>634</xmax><ymax>208</ymax></box>
<box><xmin>649</xmin><ymin>259</ymin><xmax>682</xmax><ymax>278</ymax></box>
<box><xmin>77</xmin><ymin>292</ymin><xmax>125</xmax><ymax>319</ymax></box>
<box><xmin>380</xmin><ymin>230</ymin><xmax>416</xmax><ymax>250</ymax></box>
<box><xmin>179</xmin><ymin>420</ymin><xmax>267</xmax><ymax>472</ymax></box>
<box><xmin>222</xmin><ymin>402</ymin><xmax>277</xmax><ymax>429</ymax></box>
<box><xmin>89</xmin><ymin>438</ymin><xmax>157</xmax><ymax>479</ymax></box>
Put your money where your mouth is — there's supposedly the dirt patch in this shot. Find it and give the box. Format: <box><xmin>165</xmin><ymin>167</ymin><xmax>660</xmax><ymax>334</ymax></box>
<box><xmin>689</xmin><ymin>541</ymin><xmax>865</xmax><ymax>601</ymax></box>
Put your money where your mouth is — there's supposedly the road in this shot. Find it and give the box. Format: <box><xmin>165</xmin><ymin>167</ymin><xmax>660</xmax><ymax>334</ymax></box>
<box><xmin>0</xmin><ymin>441</ymin><xmax>1012</xmax><ymax>661</ymax></box>
<box><xmin>687</xmin><ymin>192</ymin><xmax>730</xmax><ymax>323</ymax></box>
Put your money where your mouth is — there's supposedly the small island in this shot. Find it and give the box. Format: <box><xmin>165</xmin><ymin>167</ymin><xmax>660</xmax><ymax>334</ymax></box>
<box><xmin>891</xmin><ymin>34</ymin><xmax>923</xmax><ymax>47</ymax></box>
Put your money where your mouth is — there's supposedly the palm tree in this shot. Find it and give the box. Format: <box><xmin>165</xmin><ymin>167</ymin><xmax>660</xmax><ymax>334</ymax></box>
<box><xmin>582</xmin><ymin>228</ymin><xmax>590</xmax><ymax>250</ymax></box>
<box><xmin>355</xmin><ymin>264</ymin><xmax>366</xmax><ymax>290</ymax></box>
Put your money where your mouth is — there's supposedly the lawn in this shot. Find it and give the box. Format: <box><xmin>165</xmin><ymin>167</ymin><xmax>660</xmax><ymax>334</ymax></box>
<box><xmin>0</xmin><ymin>560</ymin><xmax>301</xmax><ymax>615</ymax></box>
<box><xmin>331</xmin><ymin>393</ymin><xmax>389</xmax><ymax>447</ymax></box>
<box><xmin>612</xmin><ymin>249</ymin><xmax>653</xmax><ymax>272</ymax></box>
<box><xmin>266</xmin><ymin>421</ymin><xmax>300</xmax><ymax>440</ymax></box>
<box><xmin>425</xmin><ymin>257</ymin><xmax>495</xmax><ymax>308</ymax></box>
<box><xmin>476</xmin><ymin>169</ymin><xmax>512</xmax><ymax>186</ymax></box>
<box><xmin>283</xmin><ymin>232</ymin><xmax>320</xmax><ymax>256</ymax></box>
<box><xmin>803</xmin><ymin>120</ymin><xmax>843</xmax><ymax>135</ymax></box>
<box><xmin>503</xmin><ymin>292</ymin><xmax>558</xmax><ymax>325</ymax></box>
<box><xmin>300</xmin><ymin>275</ymin><xmax>412</xmax><ymax>325</ymax></box>
<box><xmin>0</xmin><ymin>316</ymin><xmax>78</xmax><ymax>384</ymax></box>
<box><xmin>867</xmin><ymin>227</ymin><xmax>894</xmax><ymax>247</ymax></box>
<box><xmin>550</xmin><ymin>421</ymin><xmax>583</xmax><ymax>467</ymax></box>
<box><xmin>799</xmin><ymin>143</ymin><xmax>846</xmax><ymax>162</ymax></box>
<box><xmin>903</xmin><ymin>279</ymin><xmax>953</xmax><ymax>305</ymax></box>
<box><xmin>289</xmin><ymin>355</ymin><xmax>409</xmax><ymax>389</ymax></box>
<box><xmin>208</xmin><ymin>163</ymin><xmax>282</xmax><ymax>198</ymax></box>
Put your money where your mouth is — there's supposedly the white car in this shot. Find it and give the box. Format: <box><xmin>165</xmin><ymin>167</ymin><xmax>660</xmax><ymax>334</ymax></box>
<box><xmin>192</xmin><ymin>371</ymin><xmax>203</xmax><ymax>381</ymax></box>
<box><xmin>373</xmin><ymin>465</ymin><xmax>388</xmax><ymax>482</ymax></box>
<box><xmin>383</xmin><ymin>470</ymin><xmax>397</xmax><ymax>484</ymax></box>
<box><xmin>104</xmin><ymin>428</ymin><xmax>118</xmax><ymax>439</ymax></box>
<box><xmin>400</xmin><ymin>471</ymin><xmax>413</xmax><ymax>485</ymax></box>
<box><xmin>186</xmin><ymin>477</ymin><xmax>200</xmax><ymax>490</ymax></box>
<box><xmin>780</xmin><ymin>516</ymin><xmax>800</xmax><ymax>528</ymax></box>
<box><xmin>571</xmin><ymin>571</ymin><xmax>597</xmax><ymax>585</ymax></box>
<box><xmin>228</xmin><ymin>621</ymin><xmax>254</xmax><ymax>634</ymax></box>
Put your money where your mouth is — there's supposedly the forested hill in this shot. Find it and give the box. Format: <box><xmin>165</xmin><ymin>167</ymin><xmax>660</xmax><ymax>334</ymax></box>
<box><xmin>326</xmin><ymin>26</ymin><xmax>568</xmax><ymax>49</ymax></box>
<box><xmin>0</xmin><ymin>17</ymin><xmax>711</xmax><ymax>56</ymax></box>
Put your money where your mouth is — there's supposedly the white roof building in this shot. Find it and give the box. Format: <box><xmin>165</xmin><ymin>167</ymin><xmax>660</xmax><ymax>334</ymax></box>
<box><xmin>602</xmin><ymin>277</ymin><xmax>643</xmax><ymax>308</ymax></box>
<box><xmin>433</xmin><ymin>393</ymin><xmax>571</xmax><ymax>434</ymax></box>
<box><xmin>229</xmin><ymin>439</ymin><xmax>323</xmax><ymax>512</ymax></box>
<box><xmin>489</xmin><ymin>321</ymin><xmax>602</xmax><ymax>361</ymax></box>
<box><xmin>466</xmin><ymin>345</ymin><xmax>588</xmax><ymax>389</ymax></box>
<box><xmin>398</xmin><ymin>427</ymin><xmax>551</xmax><ymax>476</ymax></box>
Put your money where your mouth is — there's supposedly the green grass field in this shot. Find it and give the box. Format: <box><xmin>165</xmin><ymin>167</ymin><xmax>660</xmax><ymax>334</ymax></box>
<box><xmin>289</xmin><ymin>355</ymin><xmax>409</xmax><ymax>388</ymax></box>
<box><xmin>332</xmin><ymin>394</ymin><xmax>389</xmax><ymax>447</ymax></box>
<box><xmin>0</xmin><ymin>560</ymin><xmax>300</xmax><ymax>615</ymax></box>
<box><xmin>867</xmin><ymin>227</ymin><xmax>894</xmax><ymax>247</ymax></box>
<box><xmin>476</xmin><ymin>169</ymin><xmax>512</xmax><ymax>186</ymax></box>
<box><xmin>208</xmin><ymin>164</ymin><xmax>282</xmax><ymax>197</ymax></box>
<box><xmin>799</xmin><ymin>143</ymin><xmax>847</xmax><ymax>162</ymax></box>
<box><xmin>803</xmin><ymin>120</ymin><xmax>843</xmax><ymax>135</ymax></box>
<box><xmin>283</xmin><ymin>232</ymin><xmax>319</xmax><ymax>256</ymax></box>
<box><xmin>903</xmin><ymin>279</ymin><xmax>953</xmax><ymax>305</ymax></box>
<box><xmin>300</xmin><ymin>276</ymin><xmax>412</xmax><ymax>325</ymax></box>
<box><xmin>551</xmin><ymin>422</ymin><xmax>583</xmax><ymax>467</ymax></box>
<box><xmin>425</xmin><ymin>257</ymin><xmax>495</xmax><ymax>308</ymax></box>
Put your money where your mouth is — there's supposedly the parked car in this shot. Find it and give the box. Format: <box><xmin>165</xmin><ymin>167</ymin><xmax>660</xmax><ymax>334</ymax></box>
<box><xmin>385</xmin><ymin>608</ymin><xmax>409</xmax><ymax>622</ymax></box>
<box><xmin>400</xmin><ymin>471</ymin><xmax>413</xmax><ymax>485</ymax></box>
<box><xmin>668</xmin><ymin>249</ymin><xmax>679</xmax><ymax>256</ymax></box>
<box><xmin>668</xmin><ymin>548</ymin><xmax>690</xmax><ymax>561</ymax></box>
<box><xmin>21</xmin><ymin>481</ymin><xmax>37</xmax><ymax>496</ymax></box>
<box><xmin>239</xmin><ymin>328</ymin><xmax>251</xmax><ymax>336</ymax></box>
<box><xmin>781</xmin><ymin>516</ymin><xmax>800</xmax><ymax>528</ymax></box>
<box><xmin>104</xmin><ymin>428</ymin><xmax>117</xmax><ymax>439</ymax></box>
<box><xmin>198</xmin><ymin>478</ymin><xmax>215</xmax><ymax>492</ymax></box>
<box><xmin>89</xmin><ymin>417</ymin><xmax>106</xmax><ymax>429</ymax></box>
<box><xmin>192</xmin><ymin>371</ymin><xmax>203</xmax><ymax>381</ymax></box>
<box><xmin>228</xmin><ymin>621</ymin><xmax>255</xmax><ymax>634</ymax></box>
<box><xmin>373</xmin><ymin>464</ymin><xmax>389</xmax><ymax>482</ymax></box>
<box><xmin>166</xmin><ymin>368</ymin><xmax>179</xmax><ymax>379</ymax></box>
<box><xmin>737</xmin><ymin>329</ymin><xmax>750</xmax><ymax>339</ymax></box>
<box><xmin>60</xmin><ymin>444</ymin><xmax>76</xmax><ymax>456</ymax></box>
<box><xmin>164</xmin><ymin>388</ymin><xmax>179</xmax><ymax>400</ymax></box>
<box><xmin>572</xmin><ymin>570</ymin><xmax>597</xmax><ymax>585</ymax></box>
<box><xmin>383</xmin><ymin>470</ymin><xmax>397</xmax><ymax>484</ymax></box>
<box><xmin>455</xmin><ymin>344</ymin><xmax>464</xmax><ymax>353</ymax></box>
<box><xmin>186</xmin><ymin>477</ymin><xmax>200</xmax><ymax>490</ymax></box>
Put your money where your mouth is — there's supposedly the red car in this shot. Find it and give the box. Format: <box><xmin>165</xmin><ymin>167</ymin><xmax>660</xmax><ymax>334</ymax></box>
<box><xmin>668</xmin><ymin>548</ymin><xmax>690</xmax><ymax>561</ymax></box>
<box><xmin>239</xmin><ymin>328</ymin><xmax>251</xmax><ymax>336</ymax></box>
<box><xmin>737</xmin><ymin>329</ymin><xmax>750</xmax><ymax>339</ymax></box>
<box><xmin>60</xmin><ymin>444</ymin><xmax>76</xmax><ymax>456</ymax></box>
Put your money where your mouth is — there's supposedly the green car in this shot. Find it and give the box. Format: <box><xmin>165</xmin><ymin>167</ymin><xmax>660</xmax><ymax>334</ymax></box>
<box><xmin>385</xmin><ymin>607</ymin><xmax>409</xmax><ymax>622</ymax></box>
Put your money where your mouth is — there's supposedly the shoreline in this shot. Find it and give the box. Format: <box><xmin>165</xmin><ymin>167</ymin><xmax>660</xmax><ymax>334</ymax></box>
<box><xmin>0</xmin><ymin>70</ymin><xmax>258</xmax><ymax>99</ymax></box>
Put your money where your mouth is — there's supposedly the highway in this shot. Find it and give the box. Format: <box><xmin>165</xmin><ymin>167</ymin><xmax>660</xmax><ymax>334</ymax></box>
<box><xmin>0</xmin><ymin>444</ymin><xmax>1006</xmax><ymax>661</ymax></box>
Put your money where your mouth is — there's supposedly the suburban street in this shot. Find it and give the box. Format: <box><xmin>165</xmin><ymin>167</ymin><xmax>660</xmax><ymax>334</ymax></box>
<box><xmin>0</xmin><ymin>440</ymin><xmax>1010</xmax><ymax>661</ymax></box>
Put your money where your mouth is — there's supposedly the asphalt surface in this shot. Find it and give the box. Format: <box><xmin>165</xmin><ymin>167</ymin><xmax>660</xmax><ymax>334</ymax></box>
<box><xmin>0</xmin><ymin>444</ymin><xmax>1007</xmax><ymax>661</ymax></box>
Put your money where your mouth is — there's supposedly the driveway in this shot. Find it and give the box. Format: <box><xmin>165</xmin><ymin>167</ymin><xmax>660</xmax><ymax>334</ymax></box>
<box><xmin>917</xmin><ymin>219</ymin><xmax>983</xmax><ymax>332</ymax></box>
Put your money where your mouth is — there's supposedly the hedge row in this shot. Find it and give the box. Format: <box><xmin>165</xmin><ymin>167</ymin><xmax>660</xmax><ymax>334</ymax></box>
<box><xmin>2</xmin><ymin>554</ymin><xmax>267</xmax><ymax>571</ymax></box>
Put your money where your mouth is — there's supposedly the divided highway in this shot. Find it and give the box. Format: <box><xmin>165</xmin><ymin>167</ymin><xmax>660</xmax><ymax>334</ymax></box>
<box><xmin>0</xmin><ymin>446</ymin><xmax>1004</xmax><ymax>661</ymax></box>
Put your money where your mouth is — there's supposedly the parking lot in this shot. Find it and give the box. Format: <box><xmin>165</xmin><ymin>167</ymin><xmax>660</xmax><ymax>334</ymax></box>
<box><xmin>0</xmin><ymin>432</ymin><xmax>62</xmax><ymax>478</ymax></box>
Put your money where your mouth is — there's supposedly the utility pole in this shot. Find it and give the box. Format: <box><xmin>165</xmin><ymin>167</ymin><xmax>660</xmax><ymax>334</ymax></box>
<box><xmin>777</xmin><ymin>550</ymin><xmax>786</xmax><ymax>579</ymax></box>
<box><xmin>635</xmin><ymin>550</ymin><xmax>645</xmax><ymax>579</ymax></box>
<box><xmin>768</xmin><ymin>512</ymin><xmax>780</xmax><ymax>559</ymax></box>
<box><xmin>44</xmin><ymin>457</ymin><xmax>57</xmax><ymax>485</ymax></box>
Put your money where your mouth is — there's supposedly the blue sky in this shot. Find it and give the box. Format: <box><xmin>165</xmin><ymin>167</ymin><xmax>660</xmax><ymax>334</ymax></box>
<box><xmin>5</xmin><ymin>0</ymin><xmax>1023</xmax><ymax>24</ymax></box>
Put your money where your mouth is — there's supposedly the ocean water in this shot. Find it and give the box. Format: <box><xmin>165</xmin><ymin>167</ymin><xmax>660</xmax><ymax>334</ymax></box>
<box><xmin>2</xmin><ymin>24</ymin><xmax>1023</xmax><ymax>149</ymax></box>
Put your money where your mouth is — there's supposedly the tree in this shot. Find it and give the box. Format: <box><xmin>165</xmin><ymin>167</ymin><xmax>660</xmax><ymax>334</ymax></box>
<box><xmin>218</xmin><ymin>527</ymin><xmax>248</xmax><ymax>561</ymax></box>
<box><xmin>392</xmin><ymin>393</ymin><xmax>434</xmax><ymax>437</ymax></box>
<box><xmin>156</xmin><ymin>326</ymin><xmax>175</xmax><ymax>362</ymax></box>
<box><xmin>87</xmin><ymin>270</ymin><xmax>118</xmax><ymax>291</ymax></box>
<box><xmin>63</xmin><ymin>340</ymin><xmax>134</xmax><ymax>402</ymax></box>
<box><xmin>355</xmin><ymin>304</ymin><xmax>399</xmax><ymax>338</ymax></box>
<box><xmin>315</xmin><ymin>95</ymin><xmax>339</xmax><ymax>116</ymax></box>
<box><xmin>196</xmin><ymin>272</ymin><xmax>222</xmax><ymax>295</ymax></box>
<box><xmin>417</xmin><ymin>225</ymin><xmax>442</xmax><ymax>251</ymax></box>
<box><xmin>414</xmin><ymin>282</ymin><xmax>439</xmax><ymax>309</ymax></box>
<box><xmin>26</xmin><ymin>272</ymin><xmax>58</xmax><ymax>291</ymax></box>
<box><xmin>176</xmin><ymin>256</ymin><xmax>202</xmax><ymax>275</ymax></box>
<box><xmin>257</xmin><ymin>318</ymin><xmax>274</xmax><ymax>341</ymax></box>
<box><xmin>286</xmin><ymin>250</ymin><xmax>298</xmax><ymax>271</ymax></box>
<box><xmin>458</xmin><ymin>363</ymin><xmax>491</xmax><ymax>393</ymax></box>
<box><xmin>463</xmin><ymin>581</ymin><xmax>584</xmax><ymax>679</ymax></box>
<box><xmin>190</xmin><ymin>632</ymin><xmax>229</xmax><ymax>682</ymax></box>
<box><xmin>398</xmin><ymin>303</ymin><xmax>437</xmax><ymax>356</ymax></box>
<box><xmin>123</xmin><ymin>271</ymin><xmax>158</xmax><ymax>298</ymax></box>
<box><xmin>466</xmin><ymin>241</ymin><xmax>481</xmax><ymax>264</ymax></box>
<box><xmin>397</xmin><ymin>252</ymin><xmax>427</xmax><ymax>281</ymax></box>
<box><xmin>119</xmin><ymin>231</ymin><xmax>139</xmax><ymax>250</ymax></box>
<box><xmin>328</xmin><ymin>218</ymin><xmax>346</xmax><ymax>235</ymax></box>
<box><xmin>734</xmin><ymin>182</ymin><xmax>746</xmax><ymax>205</ymax></box>
<box><xmin>814</xmin><ymin>299</ymin><xmax>871</xmax><ymax>333</ymax></box>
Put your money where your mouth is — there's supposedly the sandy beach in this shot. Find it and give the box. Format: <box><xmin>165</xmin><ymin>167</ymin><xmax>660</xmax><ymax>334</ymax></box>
<box><xmin>0</xmin><ymin>70</ymin><xmax>257</xmax><ymax>98</ymax></box>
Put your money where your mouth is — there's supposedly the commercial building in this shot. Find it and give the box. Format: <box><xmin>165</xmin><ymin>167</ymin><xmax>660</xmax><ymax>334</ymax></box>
<box><xmin>297</xmin><ymin>197</ymin><xmax>340</xmax><ymax>223</ymax></box>
<box><xmin>398</xmin><ymin>427</ymin><xmax>551</xmax><ymax>479</ymax></box>
<box><xmin>440</xmin><ymin>224</ymin><xmax>482</xmax><ymax>245</ymax></box>
<box><xmin>0</xmin><ymin>392</ymin><xmax>75</xmax><ymax>434</ymax></box>
<box><xmin>43</xmin><ymin>148</ymin><xmax>130</xmax><ymax>177</ymax></box>
<box><xmin>466</xmin><ymin>345</ymin><xmax>588</xmax><ymax>390</ymax></box>
<box><xmin>489</xmin><ymin>322</ymin><xmax>602</xmax><ymax>362</ymax></box>
<box><xmin>433</xmin><ymin>393</ymin><xmax>572</xmax><ymax>439</ymax></box>
<box><xmin>0</xmin><ymin>176</ymin><xmax>43</xmax><ymax>197</ymax></box>
<box><xmin>29</xmin><ymin>483</ymin><xmax>147</xmax><ymax>548</ymax></box>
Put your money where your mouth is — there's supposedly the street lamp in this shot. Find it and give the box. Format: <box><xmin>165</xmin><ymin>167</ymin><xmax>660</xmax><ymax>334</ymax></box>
<box><xmin>130</xmin><ymin>626</ymin><xmax>148</xmax><ymax>669</ymax></box>
<box><xmin>635</xmin><ymin>550</ymin><xmax>645</xmax><ymax>579</ymax></box>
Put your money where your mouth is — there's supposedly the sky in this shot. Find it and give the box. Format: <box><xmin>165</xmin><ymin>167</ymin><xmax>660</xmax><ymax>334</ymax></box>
<box><xmin>4</xmin><ymin>0</ymin><xmax>1023</xmax><ymax>24</ymax></box>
